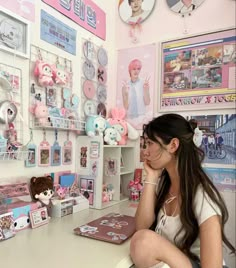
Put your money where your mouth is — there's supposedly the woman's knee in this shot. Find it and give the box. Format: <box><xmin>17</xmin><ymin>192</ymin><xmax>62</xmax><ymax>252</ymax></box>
<box><xmin>130</xmin><ymin>229</ymin><xmax>161</xmax><ymax>262</ymax></box>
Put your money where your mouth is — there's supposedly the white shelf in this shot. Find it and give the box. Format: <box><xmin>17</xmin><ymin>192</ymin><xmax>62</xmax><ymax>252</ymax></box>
<box><xmin>0</xmin><ymin>150</ymin><xmax>32</xmax><ymax>161</ymax></box>
<box><xmin>30</xmin><ymin>117</ymin><xmax>86</xmax><ymax>132</ymax></box>
<box><xmin>120</xmin><ymin>170</ymin><xmax>134</xmax><ymax>175</ymax></box>
<box><xmin>77</xmin><ymin>136</ymin><xmax>137</xmax><ymax>209</ymax></box>
<box><xmin>101</xmin><ymin>197</ymin><xmax>129</xmax><ymax>209</ymax></box>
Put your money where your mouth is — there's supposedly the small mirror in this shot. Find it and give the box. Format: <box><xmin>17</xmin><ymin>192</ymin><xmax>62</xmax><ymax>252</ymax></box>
<box><xmin>166</xmin><ymin>0</ymin><xmax>205</xmax><ymax>15</ymax></box>
<box><xmin>119</xmin><ymin>0</ymin><xmax>156</xmax><ymax>24</ymax></box>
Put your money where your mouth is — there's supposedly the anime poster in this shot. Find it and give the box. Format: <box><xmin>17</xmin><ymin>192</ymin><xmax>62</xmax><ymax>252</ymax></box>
<box><xmin>203</xmin><ymin>167</ymin><xmax>236</xmax><ymax>192</ymax></box>
<box><xmin>116</xmin><ymin>44</ymin><xmax>156</xmax><ymax>130</ymax></box>
<box><xmin>160</xmin><ymin>28</ymin><xmax>236</xmax><ymax>112</ymax></box>
<box><xmin>188</xmin><ymin>114</ymin><xmax>236</xmax><ymax>165</ymax></box>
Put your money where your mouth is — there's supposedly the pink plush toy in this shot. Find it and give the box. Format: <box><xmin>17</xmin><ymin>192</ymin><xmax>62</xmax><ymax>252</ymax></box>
<box><xmin>107</xmin><ymin>108</ymin><xmax>139</xmax><ymax>145</ymax></box>
<box><xmin>34</xmin><ymin>60</ymin><xmax>54</xmax><ymax>87</ymax></box>
<box><xmin>52</xmin><ymin>65</ymin><xmax>68</xmax><ymax>86</ymax></box>
<box><xmin>30</xmin><ymin>102</ymin><xmax>49</xmax><ymax>126</ymax></box>
<box><xmin>55</xmin><ymin>185</ymin><xmax>67</xmax><ymax>200</ymax></box>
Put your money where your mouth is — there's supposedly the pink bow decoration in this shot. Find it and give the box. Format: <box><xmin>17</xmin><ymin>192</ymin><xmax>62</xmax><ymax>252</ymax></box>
<box><xmin>129</xmin><ymin>17</ymin><xmax>142</xmax><ymax>42</ymax></box>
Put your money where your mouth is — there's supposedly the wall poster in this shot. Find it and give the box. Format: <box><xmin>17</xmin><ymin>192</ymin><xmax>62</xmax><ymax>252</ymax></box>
<box><xmin>188</xmin><ymin>114</ymin><xmax>236</xmax><ymax>166</ymax></box>
<box><xmin>116</xmin><ymin>44</ymin><xmax>156</xmax><ymax>130</ymax></box>
<box><xmin>160</xmin><ymin>28</ymin><xmax>236</xmax><ymax>112</ymax></box>
<box><xmin>40</xmin><ymin>10</ymin><xmax>77</xmax><ymax>55</ymax></box>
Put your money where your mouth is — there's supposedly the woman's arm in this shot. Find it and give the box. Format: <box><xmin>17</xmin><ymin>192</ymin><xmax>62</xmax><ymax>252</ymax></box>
<box><xmin>135</xmin><ymin>161</ymin><xmax>162</xmax><ymax>230</ymax></box>
<box><xmin>200</xmin><ymin>215</ymin><xmax>223</xmax><ymax>268</ymax></box>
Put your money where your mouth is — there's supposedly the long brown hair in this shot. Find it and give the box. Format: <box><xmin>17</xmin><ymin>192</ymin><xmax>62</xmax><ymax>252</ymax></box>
<box><xmin>143</xmin><ymin>113</ymin><xmax>235</xmax><ymax>261</ymax></box>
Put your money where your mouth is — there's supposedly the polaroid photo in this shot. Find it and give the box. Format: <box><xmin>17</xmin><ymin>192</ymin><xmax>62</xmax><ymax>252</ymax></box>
<box><xmin>46</xmin><ymin>87</ymin><xmax>57</xmax><ymax>107</ymax></box>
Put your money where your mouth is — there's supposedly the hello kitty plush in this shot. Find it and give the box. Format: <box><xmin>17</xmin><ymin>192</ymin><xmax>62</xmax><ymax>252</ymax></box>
<box><xmin>34</xmin><ymin>60</ymin><xmax>54</xmax><ymax>87</ymax></box>
<box><xmin>107</xmin><ymin>108</ymin><xmax>139</xmax><ymax>145</ymax></box>
<box><xmin>85</xmin><ymin>115</ymin><xmax>108</xmax><ymax>137</ymax></box>
<box><xmin>52</xmin><ymin>66</ymin><xmax>68</xmax><ymax>86</ymax></box>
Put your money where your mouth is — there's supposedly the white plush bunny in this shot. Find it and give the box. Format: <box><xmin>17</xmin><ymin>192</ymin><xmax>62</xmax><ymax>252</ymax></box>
<box><xmin>104</xmin><ymin>127</ymin><xmax>121</xmax><ymax>145</ymax></box>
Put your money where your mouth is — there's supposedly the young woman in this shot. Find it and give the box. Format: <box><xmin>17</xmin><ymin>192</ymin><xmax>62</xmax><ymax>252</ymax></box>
<box><xmin>130</xmin><ymin>114</ymin><xmax>235</xmax><ymax>268</ymax></box>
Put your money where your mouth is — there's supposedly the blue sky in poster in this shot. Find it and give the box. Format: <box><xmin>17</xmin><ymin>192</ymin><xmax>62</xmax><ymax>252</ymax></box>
<box><xmin>40</xmin><ymin>10</ymin><xmax>76</xmax><ymax>55</ymax></box>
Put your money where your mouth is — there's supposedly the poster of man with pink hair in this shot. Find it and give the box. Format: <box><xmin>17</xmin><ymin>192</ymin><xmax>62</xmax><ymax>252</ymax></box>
<box><xmin>116</xmin><ymin>44</ymin><xmax>156</xmax><ymax>130</ymax></box>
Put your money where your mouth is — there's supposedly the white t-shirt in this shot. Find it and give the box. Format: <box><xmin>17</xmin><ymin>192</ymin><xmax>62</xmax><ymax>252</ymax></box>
<box><xmin>155</xmin><ymin>185</ymin><xmax>224</xmax><ymax>262</ymax></box>
<box><xmin>127</xmin><ymin>79</ymin><xmax>146</xmax><ymax>118</ymax></box>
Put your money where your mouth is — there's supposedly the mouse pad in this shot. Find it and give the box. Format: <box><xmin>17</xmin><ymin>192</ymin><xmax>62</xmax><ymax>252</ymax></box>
<box><xmin>74</xmin><ymin>213</ymin><xmax>135</xmax><ymax>245</ymax></box>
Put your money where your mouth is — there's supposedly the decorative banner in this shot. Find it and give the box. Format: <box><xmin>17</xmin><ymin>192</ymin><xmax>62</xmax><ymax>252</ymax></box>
<box><xmin>42</xmin><ymin>0</ymin><xmax>106</xmax><ymax>40</ymax></box>
<box><xmin>159</xmin><ymin>28</ymin><xmax>236</xmax><ymax>112</ymax></box>
<box><xmin>116</xmin><ymin>44</ymin><xmax>156</xmax><ymax>130</ymax></box>
<box><xmin>0</xmin><ymin>0</ymin><xmax>35</xmax><ymax>22</ymax></box>
<box><xmin>204</xmin><ymin>167</ymin><xmax>236</xmax><ymax>192</ymax></box>
<box><xmin>40</xmin><ymin>10</ymin><xmax>77</xmax><ymax>55</ymax></box>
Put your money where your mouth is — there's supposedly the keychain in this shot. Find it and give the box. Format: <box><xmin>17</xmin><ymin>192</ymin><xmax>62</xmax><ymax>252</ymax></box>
<box><xmin>25</xmin><ymin>129</ymin><xmax>37</xmax><ymax>167</ymax></box>
<box><xmin>51</xmin><ymin>129</ymin><xmax>61</xmax><ymax>166</ymax></box>
<box><xmin>62</xmin><ymin>131</ymin><xmax>72</xmax><ymax>165</ymax></box>
<box><xmin>38</xmin><ymin>129</ymin><xmax>50</xmax><ymax>167</ymax></box>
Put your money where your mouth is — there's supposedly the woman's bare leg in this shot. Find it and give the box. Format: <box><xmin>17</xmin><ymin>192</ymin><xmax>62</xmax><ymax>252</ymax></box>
<box><xmin>130</xmin><ymin>229</ymin><xmax>193</xmax><ymax>268</ymax></box>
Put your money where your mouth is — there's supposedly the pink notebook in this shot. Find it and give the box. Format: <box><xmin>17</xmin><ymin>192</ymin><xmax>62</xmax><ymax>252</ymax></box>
<box><xmin>74</xmin><ymin>213</ymin><xmax>136</xmax><ymax>244</ymax></box>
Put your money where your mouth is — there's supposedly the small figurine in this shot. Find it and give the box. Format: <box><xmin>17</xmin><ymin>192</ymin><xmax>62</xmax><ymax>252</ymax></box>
<box><xmin>30</xmin><ymin>176</ymin><xmax>54</xmax><ymax>216</ymax></box>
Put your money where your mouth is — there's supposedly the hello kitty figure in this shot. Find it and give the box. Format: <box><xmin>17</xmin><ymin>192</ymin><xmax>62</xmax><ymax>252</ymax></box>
<box><xmin>34</xmin><ymin>60</ymin><xmax>54</xmax><ymax>87</ymax></box>
<box><xmin>52</xmin><ymin>66</ymin><xmax>69</xmax><ymax>86</ymax></box>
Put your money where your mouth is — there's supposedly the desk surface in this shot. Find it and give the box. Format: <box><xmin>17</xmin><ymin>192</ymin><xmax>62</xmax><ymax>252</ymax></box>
<box><xmin>0</xmin><ymin>201</ymin><xmax>136</xmax><ymax>268</ymax></box>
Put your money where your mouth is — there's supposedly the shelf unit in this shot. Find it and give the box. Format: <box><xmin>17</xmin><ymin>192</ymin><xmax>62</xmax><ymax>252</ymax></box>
<box><xmin>77</xmin><ymin>135</ymin><xmax>137</xmax><ymax>209</ymax></box>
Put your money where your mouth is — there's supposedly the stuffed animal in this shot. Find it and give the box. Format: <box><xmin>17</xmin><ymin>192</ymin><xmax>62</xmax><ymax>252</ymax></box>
<box><xmin>85</xmin><ymin>115</ymin><xmax>107</xmax><ymax>137</ymax></box>
<box><xmin>34</xmin><ymin>60</ymin><xmax>54</xmax><ymax>87</ymax></box>
<box><xmin>55</xmin><ymin>185</ymin><xmax>67</xmax><ymax>200</ymax></box>
<box><xmin>52</xmin><ymin>65</ymin><xmax>68</xmax><ymax>86</ymax></box>
<box><xmin>104</xmin><ymin>127</ymin><xmax>121</xmax><ymax>145</ymax></box>
<box><xmin>30</xmin><ymin>176</ymin><xmax>54</xmax><ymax>216</ymax></box>
<box><xmin>107</xmin><ymin>108</ymin><xmax>139</xmax><ymax>145</ymax></box>
<box><xmin>30</xmin><ymin>102</ymin><xmax>49</xmax><ymax>126</ymax></box>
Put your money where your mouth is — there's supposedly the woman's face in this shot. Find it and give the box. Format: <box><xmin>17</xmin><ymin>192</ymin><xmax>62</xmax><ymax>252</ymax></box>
<box><xmin>143</xmin><ymin>137</ymin><xmax>173</xmax><ymax>170</ymax></box>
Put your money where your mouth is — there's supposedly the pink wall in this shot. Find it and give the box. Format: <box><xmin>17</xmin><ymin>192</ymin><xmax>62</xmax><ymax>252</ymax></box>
<box><xmin>114</xmin><ymin>0</ymin><xmax>235</xmax><ymax>117</ymax></box>
<box><xmin>116</xmin><ymin>0</ymin><xmax>236</xmax><ymax>49</ymax></box>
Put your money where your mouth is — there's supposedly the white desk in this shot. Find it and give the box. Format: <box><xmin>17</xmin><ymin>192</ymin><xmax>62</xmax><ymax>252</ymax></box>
<box><xmin>0</xmin><ymin>201</ymin><xmax>136</xmax><ymax>268</ymax></box>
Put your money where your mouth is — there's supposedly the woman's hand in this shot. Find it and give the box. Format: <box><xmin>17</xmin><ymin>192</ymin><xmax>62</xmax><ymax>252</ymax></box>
<box><xmin>143</xmin><ymin>160</ymin><xmax>163</xmax><ymax>183</ymax></box>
